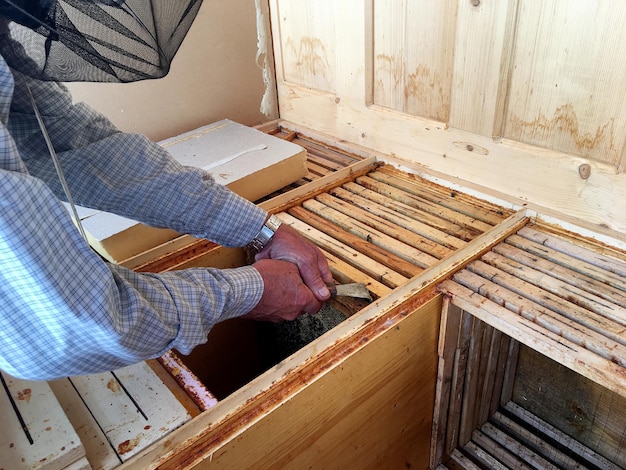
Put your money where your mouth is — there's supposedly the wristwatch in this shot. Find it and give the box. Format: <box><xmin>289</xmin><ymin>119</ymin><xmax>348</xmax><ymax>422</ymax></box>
<box><xmin>247</xmin><ymin>214</ymin><xmax>282</xmax><ymax>252</ymax></box>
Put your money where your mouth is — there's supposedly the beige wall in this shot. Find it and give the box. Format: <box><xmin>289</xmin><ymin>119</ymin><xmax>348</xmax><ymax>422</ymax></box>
<box><xmin>66</xmin><ymin>0</ymin><xmax>276</xmax><ymax>142</ymax></box>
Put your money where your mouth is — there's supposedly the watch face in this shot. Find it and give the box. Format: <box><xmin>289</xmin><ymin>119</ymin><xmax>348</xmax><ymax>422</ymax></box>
<box><xmin>260</xmin><ymin>225</ymin><xmax>275</xmax><ymax>242</ymax></box>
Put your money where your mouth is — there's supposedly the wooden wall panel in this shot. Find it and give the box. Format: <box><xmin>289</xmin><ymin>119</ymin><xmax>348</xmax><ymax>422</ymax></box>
<box><xmin>373</xmin><ymin>0</ymin><xmax>456</xmax><ymax>121</ymax></box>
<box><xmin>187</xmin><ymin>296</ymin><xmax>440</xmax><ymax>470</ymax></box>
<box><xmin>123</xmin><ymin>294</ymin><xmax>443</xmax><ymax>469</ymax></box>
<box><xmin>448</xmin><ymin>0</ymin><xmax>518</xmax><ymax>137</ymax></box>
<box><xmin>503</xmin><ymin>1</ymin><xmax>626</xmax><ymax>167</ymax></box>
<box><xmin>269</xmin><ymin>0</ymin><xmax>626</xmax><ymax>236</ymax></box>
<box><xmin>273</xmin><ymin>0</ymin><xmax>336</xmax><ymax>93</ymax></box>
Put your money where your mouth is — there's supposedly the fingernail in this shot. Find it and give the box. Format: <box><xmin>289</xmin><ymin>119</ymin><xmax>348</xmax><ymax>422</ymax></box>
<box><xmin>318</xmin><ymin>286</ymin><xmax>330</xmax><ymax>298</ymax></box>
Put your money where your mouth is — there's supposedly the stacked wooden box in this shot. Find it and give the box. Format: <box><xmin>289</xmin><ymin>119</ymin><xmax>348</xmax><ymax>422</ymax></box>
<box><xmin>435</xmin><ymin>223</ymin><xmax>626</xmax><ymax>469</ymax></box>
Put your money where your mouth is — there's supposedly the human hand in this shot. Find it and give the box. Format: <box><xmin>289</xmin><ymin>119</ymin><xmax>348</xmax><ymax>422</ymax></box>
<box><xmin>243</xmin><ymin>259</ymin><xmax>323</xmax><ymax>322</ymax></box>
<box><xmin>255</xmin><ymin>224</ymin><xmax>334</xmax><ymax>301</ymax></box>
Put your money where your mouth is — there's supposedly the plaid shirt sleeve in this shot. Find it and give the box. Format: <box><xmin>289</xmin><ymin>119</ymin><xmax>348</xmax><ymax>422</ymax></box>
<box><xmin>8</xmin><ymin>66</ymin><xmax>268</xmax><ymax>248</ymax></box>
<box><xmin>0</xmin><ymin>56</ymin><xmax>266</xmax><ymax>380</ymax></box>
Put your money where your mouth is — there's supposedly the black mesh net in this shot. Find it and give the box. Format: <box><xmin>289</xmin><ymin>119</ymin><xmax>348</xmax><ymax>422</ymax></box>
<box><xmin>0</xmin><ymin>0</ymin><xmax>203</xmax><ymax>82</ymax></box>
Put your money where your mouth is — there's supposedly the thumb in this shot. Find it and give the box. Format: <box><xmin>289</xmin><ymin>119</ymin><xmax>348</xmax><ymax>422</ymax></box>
<box><xmin>299</xmin><ymin>258</ymin><xmax>331</xmax><ymax>300</ymax></box>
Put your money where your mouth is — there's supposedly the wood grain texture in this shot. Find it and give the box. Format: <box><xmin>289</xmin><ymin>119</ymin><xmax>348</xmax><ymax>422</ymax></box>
<box><xmin>373</xmin><ymin>0</ymin><xmax>456</xmax><ymax>121</ymax></box>
<box><xmin>449</xmin><ymin>0</ymin><xmax>519</xmax><ymax>137</ymax></box>
<box><xmin>341</xmin><ymin>181</ymin><xmax>476</xmax><ymax>242</ymax></box>
<box><xmin>315</xmin><ymin>191</ymin><xmax>455</xmax><ymax>259</ymax></box>
<box><xmin>280</xmin><ymin>210</ymin><xmax>412</xmax><ymax>286</ymax></box>
<box><xmin>0</xmin><ymin>374</ymin><xmax>85</xmax><ymax>470</ymax></box>
<box><xmin>302</xmin><ymin>198</ymin><xmax>440</xmax><ymax>267</ymax></box>
<box><xmin>457</xmin><ymin>265</ymin><xmax>626</xmax><ymax>361</ymax></box>
<box><xmin>438</xmin><ymin>279</ymin><xmax>626</xmax><ymax>398</ymax></box>
<box><xmin>330</xmin><ymin>184</ymin><xmax>468</xmax><ymax>249</ymax></box>
<box><xmin>270</xmin><ymin>0</ymin><xmax>626</xmax><ymax>233</ymax></box>
<box><xmin>511</xmin><ymin>347</ymin><xmax>626</xmax><ymax>469</ymax></box>
<box><xmin>430</xmin><ymin>299</ymin><xmax>462</xmax><ymax>465</ymax></box>
<box><xmin>123</xmin><ymin>294</ymin><xmax>442</xmax><ymax>470</ymax></box>
<box><xmin>183</xmin><ymin>296</ymin><xmax>440</xmax><ymax>470</ymax></box>
<box><xmin>504</xmin><ymin>1</ymin><xmax>626</xmax><ymax>167</ymax></box>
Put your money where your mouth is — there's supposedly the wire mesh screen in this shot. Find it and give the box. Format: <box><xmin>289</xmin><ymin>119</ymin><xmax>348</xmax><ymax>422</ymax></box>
<box><xmin>0</xmin><ymin>0</ymin><xmax>202</xmax><ymax>82</ymax></box>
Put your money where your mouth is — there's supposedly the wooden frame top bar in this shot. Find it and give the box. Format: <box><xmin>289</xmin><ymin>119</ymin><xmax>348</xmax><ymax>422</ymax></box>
<box><xmin>438</xmin><ymin>222</ymin><xmax>626</xmax><ymax>398</ymax></box>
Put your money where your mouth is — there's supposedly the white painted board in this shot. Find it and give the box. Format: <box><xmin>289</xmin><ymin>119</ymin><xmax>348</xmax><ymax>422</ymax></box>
<box><xmin>0</xmin><ymin>372</ymin><xmax>86</xmax><ymax>470</ymax></box>
<box><xmin>62</xmin><ymin>362</ymin><xmax>191</xmax><ymax>464</ymax></box>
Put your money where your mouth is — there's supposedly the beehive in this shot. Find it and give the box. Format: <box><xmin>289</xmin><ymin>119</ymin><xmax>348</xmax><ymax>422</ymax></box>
<box><xmin>435</xmin><ymin>223</ymin><xmax>626</xmax><ymax>468</ymax></box>
<box><xmin>119</xmin><ymin>124</ymin><xmax>624</xmax><ymax>469</ymax></box>
<box><xmin>8</xmin><ymin>1</ymin><xmax>626</xmax><ymax>468</ymax></box>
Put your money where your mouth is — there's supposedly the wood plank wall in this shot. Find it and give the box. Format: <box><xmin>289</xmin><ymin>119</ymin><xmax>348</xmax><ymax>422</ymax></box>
<box><xmin>269</xmin><ymin>0</ymin><xmax>626</xmax><ymax>235</ymax></box>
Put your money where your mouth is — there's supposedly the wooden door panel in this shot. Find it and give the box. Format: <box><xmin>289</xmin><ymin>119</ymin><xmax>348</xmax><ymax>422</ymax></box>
<box><xmin>269</xmin><ymin>0</ymin><xmax>626</xmax><ymax>235</ymax></box>
<box><xmin>373</xmin><ymin>0</ymin><xmax>456</xmax><ymax>121</ymax></box>
<box><xmin>504</xmin><ymin>0</ymin><xmax>626</xmax><ymax>167</ymax></box>
<box><xmin>273</xmin><ymin>0</ymin><xmax>337</xmax><ymax>93</ymax></box>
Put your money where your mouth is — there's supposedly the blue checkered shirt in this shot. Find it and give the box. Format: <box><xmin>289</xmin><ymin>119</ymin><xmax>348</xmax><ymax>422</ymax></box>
<box><xmin>0</xmin><ymin>54</ymin><xmax>266</xmax><ymax>380</ymax></box>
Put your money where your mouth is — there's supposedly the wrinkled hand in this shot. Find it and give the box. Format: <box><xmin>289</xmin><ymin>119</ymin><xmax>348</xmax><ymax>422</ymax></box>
<box><xmin>243</xmin><ymin>259</ymin><xmax>323</xmax><ymax>322</ymax></box>
<box><xmin>255</xmin><ymin>224</ymin><xmax>334</xmax><ymax>301</ymax></box>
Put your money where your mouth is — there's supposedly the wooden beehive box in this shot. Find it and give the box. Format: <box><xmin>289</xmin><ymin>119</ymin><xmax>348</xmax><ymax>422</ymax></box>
<box><xmin>127</xmin><ymin>1</ymin><xmax>626</xmax><ymax>468</ymax></box>
<box><xmin>116</xmin><ymin>133</ymin><xmax>624</xmax><ymax>469</ymax></box>
<box><xmin>14</xmin><ymin>1</ymin><xmax>625</xmax><ymax>468</ymax></box>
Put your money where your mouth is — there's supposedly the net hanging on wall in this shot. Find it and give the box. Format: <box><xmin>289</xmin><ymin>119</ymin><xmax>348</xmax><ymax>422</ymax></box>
<box><xmin>0</xmin><ymin>0</ymin><xmax>203</xmax><ymax>82</ymax></box>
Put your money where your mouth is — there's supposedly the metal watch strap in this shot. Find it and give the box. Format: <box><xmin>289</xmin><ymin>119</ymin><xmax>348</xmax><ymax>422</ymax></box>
<box><xmin>248</xmin><ymin>214</ymin><xmax>282</xmax><ymax>252</ymax></box>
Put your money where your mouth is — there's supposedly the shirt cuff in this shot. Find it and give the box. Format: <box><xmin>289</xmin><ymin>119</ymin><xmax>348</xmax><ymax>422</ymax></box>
<box><xmin>217</xmin><ymin>265</ymin><xmax>264</xmax><ymax>322</ymax></box>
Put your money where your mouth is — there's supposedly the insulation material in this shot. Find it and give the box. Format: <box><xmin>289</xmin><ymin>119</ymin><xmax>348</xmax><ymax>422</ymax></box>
<box><xmin>68</xmin><ymin>120</ymin><xmax>307</xmax><ymax>263</ymax></box>
<box><xmin>255</xmin><ymin>0</ymin><xmax>278</xmax><ymax>118</ymax></box>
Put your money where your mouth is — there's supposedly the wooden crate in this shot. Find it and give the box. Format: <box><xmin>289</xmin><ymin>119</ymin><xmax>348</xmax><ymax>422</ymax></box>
<box><xmin>434</xmin><ymin>223</ymin><xmax>626</xmax><ymax>469</ymax></box>
<box><xmin>116</xmin><ymin>126</ymin><xmax>532</xmax><ymax>469</ymax></box>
